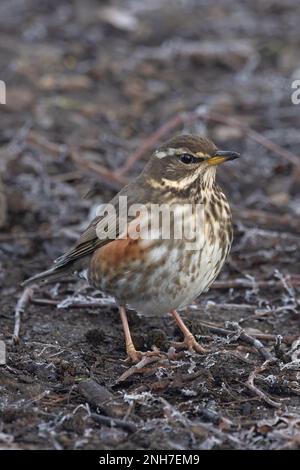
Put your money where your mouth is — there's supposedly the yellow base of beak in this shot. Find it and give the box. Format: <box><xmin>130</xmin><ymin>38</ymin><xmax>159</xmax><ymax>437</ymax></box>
<box><xmin>207</xmin><ymin>156</ymin><xmax>228</xmax><ymax>166</ymax></box>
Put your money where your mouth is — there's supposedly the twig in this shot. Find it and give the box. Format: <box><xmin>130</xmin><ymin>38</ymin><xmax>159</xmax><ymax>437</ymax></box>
<box><xmin>117</xmin><ymin>355</ymin><xmax>164</xmax><ymax>382</ymax></box>
<box><xmin>30</xmin><ymin>298</ymin><xmax>59</xmax><ymax>306</ymax></box>
<box><xmin>210</xmin><ymin>278</ymin><xmax>300</xmax><ymax>290</ymax></box>
<box><xmin>246</xmin><ymin>361</ymin><xmax>282</xmax><ymax>408</ymax></box>
<box><xmin>27</xmin><ymin>131</ymin><xmax>67</xmax><ymax>156</ymax></box>
<box><xmin>77</xmin><ymin>378</ymin><xmax>132</xmax><ymax>424</ymax></box>
<box><xmin>204</xmin><ymin>302</ymin><xmax>255</xmax><ymax>312</ymax></box>
<box><xmin>233</xmin><ymin>208</ymin><xmax>300</xmax><ymax>233</ymax></box>
<box><xmin>0</xmin><ymin>228</ymin><xmax>81</xmax><ymax>242</ymax></box>
<box><xmin>77</xmin><ymin>379</ymin><xmax>116</xmax><ymax>414</ymax></box>
<box><xmin>228</xmin><ymin>322</ymin><xmax>276</xmax><ymax>361</ymax></box>
<box><xmin>219</xmin><ymin>349</ymin><xmax>256</xmax><ymax>364</ymax></box>
<box><xmin>89</xmin><ymin>413</ymin><xmax>137</xmax><ymax>433</ymax></box>
<box><xmin>31</xmin><ymin>296</ymin><xmax>116</xmax><ymax>309</ymax></box>
<box><xmin>13</xmin><ymin>287</ymin><xmax>35</xmax><ymax>343</ymax></box>
<box><xmin>200</xmin><ymin>319</ymin><xmax>295</xmax><ymax>349</ymax></box>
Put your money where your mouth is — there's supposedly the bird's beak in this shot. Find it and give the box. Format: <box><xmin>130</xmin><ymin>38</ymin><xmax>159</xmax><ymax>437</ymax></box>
<box><xmin>206</xmin><ymin>150</ymin><xmax>240</xmax><ymax>166</ymax></box>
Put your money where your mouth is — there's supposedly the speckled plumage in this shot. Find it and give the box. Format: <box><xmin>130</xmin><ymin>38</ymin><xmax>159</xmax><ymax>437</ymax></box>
<box><xmin>23</xmin><ymin>134</ymin><xmax>239</xmax><ymax>361</ymax></box>
<box><xmin>88</xmin><ymin>181</ymin><xmax>233</xmax><ymax>316</ymax></box>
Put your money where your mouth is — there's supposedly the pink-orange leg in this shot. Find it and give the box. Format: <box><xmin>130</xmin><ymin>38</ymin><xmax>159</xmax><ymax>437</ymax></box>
<box><xmin>171</xmin><ymin>309</ymin><xmax>206</xmax><ymax>353</ymax></box>
<box><xmin>119</xmin><ymin>306</ymin><xmax>161</xmax><ymax>363</ymax></box>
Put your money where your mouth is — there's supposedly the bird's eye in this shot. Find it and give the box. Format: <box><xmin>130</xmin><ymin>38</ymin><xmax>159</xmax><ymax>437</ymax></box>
<box><xmin>180</xmin><ymin>153</ymin><xmax>195</xmax><ymax>164</ymax></box>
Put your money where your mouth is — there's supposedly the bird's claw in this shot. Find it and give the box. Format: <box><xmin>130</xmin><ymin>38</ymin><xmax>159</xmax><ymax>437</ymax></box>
<box><xmin>124</xmin><ymin>344</ymin><xmax>162</xmax><ymax>364</ymax></box>
<box><xmin>171</xmin><ymin>334</ymin><xmax>207</xmax><ymax>354</ymax></box>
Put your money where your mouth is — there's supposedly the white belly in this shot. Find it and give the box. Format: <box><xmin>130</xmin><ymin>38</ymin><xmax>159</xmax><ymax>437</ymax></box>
<box><xmin>94</xmin><ymin>198</ymin><xmax>232</xmax><ymax>316</ymax></box>
<box><xmin>128</xmin><ymin>220</ymin><xmax>230</xmax><ymax>316</ymax></box>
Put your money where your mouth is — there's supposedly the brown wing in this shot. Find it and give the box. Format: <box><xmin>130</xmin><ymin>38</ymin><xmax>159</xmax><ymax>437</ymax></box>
<box><xmin>22</xmin><ymin>202</ymin><xmax>128</xmax><ymax>287</ymax></box>
<box><xmin>22</xmin><ymin>174</ymin><xmax>150</xmax><ymax>287</ymax></box>
<box><xmin>54</xmin><ymin>179</ymin><xmax>143</xmax><ymax>268</ymax></box>
<box><xmin>55</xmin><ymin>203</ymin><xmax>120</xmax><ymax>267</ymax></box>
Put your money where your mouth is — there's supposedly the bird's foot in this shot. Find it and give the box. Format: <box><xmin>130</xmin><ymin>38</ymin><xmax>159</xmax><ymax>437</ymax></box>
<box><xmin>124</xmin><ymin>343</ymin><xmax>162</xmax><ymax>364</ymax></box>
<box><xmin>118</xmin><ymin>346</ymin><xmax>166</xmax><ymax>382</ymax></box>
<box><xmin>171</xmin><ymin>333</ymin><xmax>207</xmax><ymax>354</ymax></box>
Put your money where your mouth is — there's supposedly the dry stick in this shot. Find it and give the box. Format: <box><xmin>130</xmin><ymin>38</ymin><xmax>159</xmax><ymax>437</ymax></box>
<box><xmin>117</xmin><ymin>355</ymin><xmax>164</xmax><ymax>382</ymax></box>
<box><xmin>27</xmin><ymin>131</ymin><xmax>67</xmax><ymax>156</ymax></box>
<box><xmin>30</xmin><ymin>298</ymin><xmax>59</xmax><ymax>306</ymax></box>
<box><xmin>77</xmin><ymin>379</ymin><xmax>114</xmax><ymax>409</ymax></box>
<box><xmin>233</xmin><ymin>208</ymin><xmax>300</xmax><ymax>232</ymax></box>
<box><xmin>235</xmin><ymin>328</ymin><xmax>276</xmax><ymax>362</ymax></box>
<box><xmin>246</xmin><ymin>361</ymin><xmax>282</xmax><ymax>409</ymax></box>
<box><xmin>0</xmin><ymin>231</ymin><xmax>54</xmax><ymax>242</ymax></box>
<box><xmin>0</xmin><ymin>227</ymin><xmax>84</xmax><ymax>242</ymax></box>
<box><xmin>200</xmin><ymin>321</ymin><xmax>279</xmax><ymax>360</ymax></box>
<box><xmin>211</xmin><ymin>278</ymin><xmax>300</xmax><ymax>290</ymax></box>
<box><xmin>200</xmin><ymin>321</ymin><xmax>297</xmax><ymax>346</ymax></box>
<box><xmin>77</xmin><ymin>379</ymin><xmax>137</xmax><ymax>432</ymax></box>
<box><xmin>31</xmin><ymin>297</ymin><xmax>115</xmax><ymax>309</ymax></box>
<box><xmin>13</xmin><ymin>287</ymin><xmax>35</xmax><ymax>343</ymax></box>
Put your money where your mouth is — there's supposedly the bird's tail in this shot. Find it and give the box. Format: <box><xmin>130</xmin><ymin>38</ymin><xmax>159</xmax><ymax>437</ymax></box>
<box><xmin>21</xmin><ymin>265</ymin><xmax>68</xmax><ymax>288</ymax></box>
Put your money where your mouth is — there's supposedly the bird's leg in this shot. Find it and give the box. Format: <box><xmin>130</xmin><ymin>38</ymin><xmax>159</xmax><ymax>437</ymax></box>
<box><xmin>119</xmin><ymin>305</ymin><xmax>141</xmax><ymax>363</ymax></box>
<box><xmin>170</xmin><ymin>309</ymin><xmax>206</xmax><ymax>353</ymax></box>
<box><xmin>119</xmin><ymin>305</ymin><xmax>161</xmax><ymax>363</ymax></box>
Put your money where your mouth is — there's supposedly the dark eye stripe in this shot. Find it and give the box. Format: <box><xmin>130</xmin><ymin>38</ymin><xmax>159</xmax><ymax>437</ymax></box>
<box><xmin>180</xmin><ymin>153</ymin><xmax>203</xmax><ymax>164</ymax></box>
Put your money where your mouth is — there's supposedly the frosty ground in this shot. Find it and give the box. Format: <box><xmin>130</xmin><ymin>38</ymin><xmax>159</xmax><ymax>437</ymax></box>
<box><xmin>1</xmin><ymin>0</ymin><xmax>300</xmax><ymax>450</ymax></box>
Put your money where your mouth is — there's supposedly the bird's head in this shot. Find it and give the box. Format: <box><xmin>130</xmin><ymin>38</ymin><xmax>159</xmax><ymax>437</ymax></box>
<box><xmin>144</xmin><ymin>134</ymin><xmax>239</xmax><ymax>192</ymax></box>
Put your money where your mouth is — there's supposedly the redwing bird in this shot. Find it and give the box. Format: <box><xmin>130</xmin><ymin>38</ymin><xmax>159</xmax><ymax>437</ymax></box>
<box><xmin>23</xmin><ymin>134</ymin><xmax>239</xmax><ymax>362</ymax></box>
